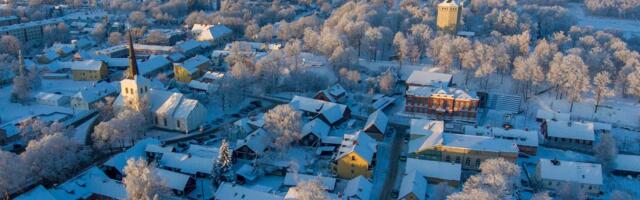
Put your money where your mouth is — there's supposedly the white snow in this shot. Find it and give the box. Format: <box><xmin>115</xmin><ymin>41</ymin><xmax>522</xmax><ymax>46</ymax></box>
<box><xmin>405</xmin><ymin>158</ymin><xmax>462</xmax><ymax>183</ymax></box>
<box><xmin>537</xmin><ymin>158</ymin><xmax>603</xmax><ymax>185</ymax></box>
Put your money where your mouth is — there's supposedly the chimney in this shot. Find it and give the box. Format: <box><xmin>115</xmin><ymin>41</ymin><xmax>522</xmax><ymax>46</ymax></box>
<box><xmin>551</xmin><ymin>159</ymin><xmax>560</xmax><ymax>166</ymax></box>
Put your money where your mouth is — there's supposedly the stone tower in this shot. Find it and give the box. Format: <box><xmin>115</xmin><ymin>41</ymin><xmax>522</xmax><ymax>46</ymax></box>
<box><xmin>436</xmin><ymin>0</ymin><xmax>461</xmax><ymax>33</ymax></box>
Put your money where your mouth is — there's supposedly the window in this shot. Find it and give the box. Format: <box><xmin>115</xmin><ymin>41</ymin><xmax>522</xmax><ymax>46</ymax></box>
<box><xmin>163</xmin><ymin>118</ymin><xmax>167</xmax><ymax>126</ymax></box>
<box><xmin>177</xmin><ymin>120</ymin><xmax>181</xmax><ymax>128</ymax></box>
<box><xmin>125</xmin><ymin>88</ymin><xmax>129</xmax><ymax>94</ymax></box>
<box><xmin>465</xmin><ymin>158</ymin><xmax>471</xmax><ymax>166</ymax></box>
<box><xmin>475</xmin><ymin>159</ymin><xmax>481</xmax><ymax>167</ymax></box>
<box><xmin>352</xmin><ymin>156</ymin><xmax>356</xmax><ymax>161</ymax></box>
<box><xmin>445</xmin><ymin>156</ymin><xmax>451</xmax><ymax>162</ymax></box>
<box><xmin>455</xmin><ymin>156</ymin><xmax>461</xmax><ymax>163</ymax></box>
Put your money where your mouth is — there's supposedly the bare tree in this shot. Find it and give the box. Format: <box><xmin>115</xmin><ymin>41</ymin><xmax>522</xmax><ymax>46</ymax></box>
<box><xmin>378</xmin><ymin>70</ymin><xmax>396</xmax><ymax>95</ymax></box>
<box><xmin>128</xmin><ymin>11</ymin><xmax>148</xmax><ymax>27</ymax></box>
<box><xmin>556</xmin><ymin>182</ymin><xmax>586</xmax><ymax>200</ymax></box>
<box><xmin>0</xmin><ymin>35</ymin><xmax>21</xmax><ymax>56</ymax></box>
<box><xmin>0</xmin><ymin>150</ymin><xmax>27</xmax><ymax>196</ymax></box>
<box><xmin>91</xmin><ymin>23</ymin><xmax>107</xmax><ymax>43</ymax></box>
<box><xmin>108</xmin><ymin>32</ymin><xmax>123</xmax><ymax>46</ymax></box>
<box><xmin>450</xmin><ymin>158</ymin><xmax>520</xmax><ymax>199</ymax></box>
<box><xmin>291</xmin><ymin>178</ymin><xmax>329</xmax><ymax>200</ymax></box>
<box><xmin>263</xmin><ymin>104</ymin><xmax>302</xmax><ymax>152</ymax></box>
<box><xmin>21</xmin><ymin>133</ymin><xmax>90</xmax><ymax>183</ymax></box>
<box><xmin>123</xmin><ymin>158</ymin><xmax>169</xmax><ymax>200</ymax></box>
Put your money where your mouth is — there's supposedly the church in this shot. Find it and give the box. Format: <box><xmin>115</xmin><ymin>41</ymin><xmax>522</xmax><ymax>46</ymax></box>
<box><xmin>115</xmin><ymin>31</ymin><xmax>208</xmax><ymax>133</ymax></box>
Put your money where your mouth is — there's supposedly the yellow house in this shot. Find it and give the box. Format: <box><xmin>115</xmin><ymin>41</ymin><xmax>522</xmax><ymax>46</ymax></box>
<box><xmin>71</xmin><ymin>60</ymin><xmax>108</xmax><ymax>81</ymax></box>
<box><xmin>173</xmin><ymin>55</ymin><xmax>211</xmax><ymax>83</ymax></box>
<box><xmin>333</xmin><ymin>131</ymin><xmax>377</xmax><ymax>179</ymax></box>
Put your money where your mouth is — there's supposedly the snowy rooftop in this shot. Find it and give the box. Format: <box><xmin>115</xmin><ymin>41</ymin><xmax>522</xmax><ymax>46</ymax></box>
<box><xmin>545</xmin><ymin>120</ymin><xmax>595</xmax><ymax>141</ymax></box>
<box><xmin>406</xmin><ymin>71</ymin><xmax>452</xmax><ymax>87</ymax></box>
<box><xmin>235</xmin><ymin>129</ymin><xmax>271</xmax><ymax>155</ymax></box>
<box><xmin>283</xmin><ymin>173</ymin><xmax>336</xmax><ymax>191</ymax></box>
<box><xmin>139</xmin><ymin>56</ymin><xmax>171</xmax><ymax>75</ymax></box>
<box><xmin>406</xmin><ymin>86</ymin><xmax>477</xmax><ymax>100</ymax></box>
<box><xmin>614</xmin><ymin>154</ymin><xmax>640</xmax><ymax>173</ymax></box>
<box><xmin>202</xmin><ymin>71</ymin><xmax>225</xmax><ymax>81</ymax></box>
<box><xmin>536</xmin><ymin>110</ymin><xmax>571</xmax><ymax>121</ymax></box>
<box><xmin>177</xmin><ymin>40</ymin><xmax>210</xmax><ymax>52</ymax></box>
<box><xmin>159</xmin><ymin>152</ymin><xmax>214</xmax><ymax>176</ymax></box>
<box><xmin>408</xmin><ymin>119</ymin><xmax>444</xmax><ymax>153</ymax></box>
<box><xmin>104</xmin><ymin>139</ymin><xmax>160</xmax><ymax>173</ymax></box>
<box><xmin>0</xmin><ymin>18</ymin><xmax>63</xmax><ymax>32</ymax></box>
<box><xmin>188</xmin><ymin>80</ymin><xmax>213</xmax><ymax>91</ymax></box>
<box><xmin>537</xmin><ymin>159</ymin><xmax>603</xmax><ymax>185</ymax></box>
<box><xmin>179</xmin><ymin>55</ymin><xmax>210</xmax><ymax>73</ymax></box>
<box><xmin>144</xmin><ymin>144</ymin><xmax>174</xmax><ymax>155</ymax></box>
<box><xmin>35</xmin><ymin>92</ymin><xmax>66</xmax><ymax>102</ymax></box>
<box><xmin>343</xmin><ymin>176</ymin><xmax>372</xmax><ymax>200</ymax></box>
<box><xmin>71</xmin><ymin>60</ymin><xmax>103</xmax><ymax>71</ymax></box>
<box><xmin>289</xmin><ymin>96</ymin><xmax>348</xmax><ymax>124</ymax></box>
<box><xmin>156</xmin><ymin>168</ymin><xmax>191</xmax><ymax>191</ymax></box>
<box><xmin>443</xmin><ymin>133</ymin><xmax>519</xmax><ymax>153</ymax></box>
<box><xmin>186</xmin><ymin>144</ymin><xmax>219</xmax><ymax>158</ymax></box>
<box><xmin>405</xmin><ymin>158</ymin><xmax>462</xmax><ymax>182</ymax></box>
<box><xmin>199</xmin><ymin>25</ymin><xmax>233</xmax><ymax>40</ymax></box>
<box><xmin>72</xmin><ymin>82</ymin><xmax>118</xmax><ymax>103</ymax></box>
<box><xmin>49</xmin><ymin>167</ymin><xmax>127</xmax><ymax>200</ymax></box>
<box><xmin>399</xmin><ymin>170</ymin><xmax>427</xmax><ymax>200</ymax></box>
<box><xmin>14</xmin><ymin>185</ymin><xmax>56</xmax><ymax>200</ymax></box>
<box><xmin>464</xmin><ymin>125</ymin><xmax>539</xmax><ymax>148</ymax></box>
<box><xmin>364</xmin><ymin>110</ymin><xmax>389</xmax><ymax>133</ymax></box>
<box><xmin>215</xmin><ymin>182</ymin><xmax>283</xmax><ymax>200</ymax></box>
<box><xmin>336</xmin><ymin>131</ymin><xmax>377</xmax><ymax>163</ymax></box>
<box><xmin>301</xmin><ymin>118</ymin><xmax>331</xmax><ymax>138</ymax></box>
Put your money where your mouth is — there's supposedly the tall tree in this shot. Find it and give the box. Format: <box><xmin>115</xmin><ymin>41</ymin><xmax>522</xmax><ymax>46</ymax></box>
<box><xmin>263</xmin><ymin>104</ymin><xmax>302</xmax><ymax>152</ymax></box>
<box><xmin>593</xmin><ymin>133</ymin><xmax>618</xmax><ymax>173</ymax></box>
<box><xmin>593</xmin><ymin>71</ymin><xmax>614</xmax><ymax>113</ymax></box>
<box><xmin>21</xmin><ymin>133</ymin><xmax>90</xmax><ymax>183</ymax></box>
<box><xmin>123</xmin><ymin>158</ymin><xmax>168</xmax><ymax>200</ymax></box>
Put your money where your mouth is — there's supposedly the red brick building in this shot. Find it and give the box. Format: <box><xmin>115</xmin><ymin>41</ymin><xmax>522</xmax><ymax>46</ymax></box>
<box><xmin>405</xmin><ymin>86</ymin><xmax>479</xmax><ymax>121</ymax></box>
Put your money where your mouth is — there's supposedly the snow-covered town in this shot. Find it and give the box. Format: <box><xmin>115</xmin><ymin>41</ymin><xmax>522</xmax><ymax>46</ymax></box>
<box><xmin>1</xmin><ymin>0</ymin><xmax>640</xmax><ymax>200</ymax></box>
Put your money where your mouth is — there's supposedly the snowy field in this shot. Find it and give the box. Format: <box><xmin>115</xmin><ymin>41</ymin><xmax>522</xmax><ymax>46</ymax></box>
<box><xmin>568</xmin><ymin>3</ymin><xmax>640</xmax><ymax>38</ymax></box>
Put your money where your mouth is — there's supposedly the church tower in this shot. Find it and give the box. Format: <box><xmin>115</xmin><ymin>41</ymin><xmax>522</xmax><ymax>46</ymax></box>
<box><xmin>436</xmin><ymin>0</ymin><xmax>461</xmax><ymax>33</ymax></box>
<box><xmin>120</xmin><ymin>29</ymin><xmax>151</xmax><ymax>111</ymax></box>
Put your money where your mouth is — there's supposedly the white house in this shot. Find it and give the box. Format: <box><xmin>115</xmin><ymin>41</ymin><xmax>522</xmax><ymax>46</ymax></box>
<box><xmin>405</xmin><ymin>71</ymin><xmax>453</xmax><ymax>88</ymax></box>
<box><xmin>405</xmin><ymin>158</ymin><xmax>462</xmax><ymax>187</ymax></box>
<box><xmin>197</xmin><ymin>24</ymin><xmax>233</xmax><ymax>46</ymax></box>
<box><xmin>35</xmin><ymin>92</ymin><xmax>70</xmax><ymax>106</ymax></box>
<box><xmin>399</xmin><ymin>170</ymin><xmax>428</xmax><ymax>200</ymax></box>
<box><xmin>542</xmin><ymin>120</ymin><xmax>595</xmax><ymax>151</ymax></box>
<box><xmin>536</xmin><ymin>159</ymin><xmax>603</xmax><ymax>194</ymax></box>
<box><xmin>214</xmin><ymin>182</ymin><xmax>283</xmax><ymax>200</ymax></box>
<box><xmin>70</xmin><ymin>82</ymin><xmax>118</xmax><ymax>110</ymax></box>
<box><xmin>464</xmin><ymin>125</ymin><xmax>539</xmax><ymax>155</ymax></box>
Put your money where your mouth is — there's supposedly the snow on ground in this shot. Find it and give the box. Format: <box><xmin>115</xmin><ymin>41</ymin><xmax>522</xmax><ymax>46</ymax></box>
<box><xmin>567</xmin><ymin>3</ymin><xmax>640</xmax><ymax>38</ymax></box>
<box><xmin>72</xmin><ymin>115</ymin><xmax>98</xmax><ymax>144</ymax></box>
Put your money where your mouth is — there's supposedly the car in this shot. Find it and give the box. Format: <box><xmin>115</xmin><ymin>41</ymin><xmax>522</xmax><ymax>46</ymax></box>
<box><xmin>399</xmin><ymin>155</ymin><xmax>407</xmax><ymax>161</ymax></box>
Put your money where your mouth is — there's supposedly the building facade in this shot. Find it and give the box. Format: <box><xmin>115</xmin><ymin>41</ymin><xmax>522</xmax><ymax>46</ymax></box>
<box><xmin>436</xmin><ymin>0</ymin><xmax>461</xmax><ymax>33</ymax></box>
<box><xmin>405</xmin><ymin>86</ymin><xmax>479</xmax><ymax>122</ymax></box>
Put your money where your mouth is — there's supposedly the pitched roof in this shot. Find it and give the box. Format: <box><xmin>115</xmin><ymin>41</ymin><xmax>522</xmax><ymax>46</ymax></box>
<box><xmin>442</xmin><ymin>133</ymin><xmax>519</xmax><ymax>153</ymax></box>
<box><xmin>364</xmin><ymin>110</ymin><xmax>388</xmax><ymax>133</ymax></box>
<box><xmin>283</xmin><ymin>173</ymin><xmax>336</xmax><ymax>191</ymax></box>
<box><xmin>72</xmin><ymin>82</ymin><xmax>118</xmax><ymax>103</ymax></box>
<box><xmin>144</xmin><ymin>144</ymin><xmax>174</xmax><ymax>155</ymax></box>
<box><xmin>399</xmin><ymin>171</ymin><xmax>427</xmax><ymax>200</ymax></box>
<box><xmin>156</xmin><ymin>168</ymin><xmax>191</xmax><ymax>191</ymax></box>
<box><xmin>49</xmin><ymin>167</ymin><xmax>127</xmax><ymax>200</ymax></box>
<box><xmin>14</xmin><ymin>185</ymin><xmax>56</xmax><ymax>200</ymax></box>
<box><xmin>537</xmin><ymin>159</ymin><xmax>603</xmax><ymax>185</ymax></box>
<box><xmin>179</xmin><ymin>55</ymin><xmax>210</xmax><ymax>73</ymax></box>
<box><xmin>214</xmin><ymin>182</ymin><xmax>283</xmax><ymax>200</ymax></box>
<box><xmin>235</xmin><ymin>129</ymin><xmax>270</xmax><ymax>155</ymax></box>
<box><xmin>406</xmin><ymin>71</ymin><xmax>452</xmax><ymax>87</ymax></box>
<box><xmin>198</xmin><ymin>25</ymin><xmax>233</xmax><ymax>41</ymax></box>
<box><xmin>464</xmin><ymin>125</ymin><xmax>539</xmax><ymax>148</ymax></box>
<box><xmin>290</xmin><ymin>96</ymin><xmax>348</xmax><ymax>124</ymax></box>
<box><xmin>408</xmin><ymin>120</ymin><xmax>445</xmax><ymax>153</ymax></box>
<box><xmin>343</xmin><ymin>176</ymin><xmax>372</xmax><ymax>200</ymax></box>
<box><xmin>139</xmin><ymin>55</ymin><xmax>171</xmax><ymax>75</ymax></box>
<box><xmin>614</xmin><ymin>154</ymin><xmax>640</xmax><ymax>173</ymax></box>
<box><xmin>301</xmin><ymin>118</ymin><xmax>331</xmax><ymax>138</ymax></box>
<box><xmin>336</xmin><ymin>131</ymin><xmax>377</xmax><ymax>163</ymax></box>
<box><xmin>159</xmin><ymin>152</ymin><xmax>214</xmax><ymax>176</ymax></box>
<box><xmin>104</xmin><ymin>139</ymin><xmax>160</xmax><ymax>174</ymax></box>
<box><xmin>71</xmin><ymin>60</ymin><xmax>104</xmax><ymax>71</ymax></box>
<box><xmin>545</xmin><ymin>120</ymin><xmax>595</xmax><ymax>141</ymax></box>
<box><xmin>405</xmin><ymin>158</ymin><xmax>462</xmax><ymax>182</ymax></box>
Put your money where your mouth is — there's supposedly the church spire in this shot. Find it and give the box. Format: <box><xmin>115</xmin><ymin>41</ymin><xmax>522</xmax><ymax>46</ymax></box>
<box><xmin>18</xmin><ymin>50</ymin><xmax>25</xmax><ymax>76</ymax></box>
<box><xmin>127</xmin><ymin>29</ymin><xmax>139</xmax><ymax>79</ymax></box>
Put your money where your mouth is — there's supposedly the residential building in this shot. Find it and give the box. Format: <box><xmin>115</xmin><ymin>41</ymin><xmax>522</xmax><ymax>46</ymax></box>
<box><xmin>156</xmin><ymin>168</ymin><xmax>197</xmax><ymax>196</ymax></box>
<box><xmin>71</xmin><ymin>60</ymin><xmax>108</xmax><ymax>81</ymax></box>
<box><xmin>173</xmin><ymin>55</ymin><xmax>211</xmax><ymax>83</ymax></box>
<box><xmin>159</xmin><ymin>152</ymin><xmax>215</xmax><ymax>177</ymax></box>
<box><xmin>436</xmin><ymin>0</ymin><xmax>461</xmax><ymax>33</ymax></box>
<box><xmin>541</xmin><ymin>120</ymin><xmax>595</xmax><ymax>151</ymax></box>
<box><xmin>314</xmin><ymin>84</ymin><xmax>347</xmax><ymax>103</ymax></box>
<box><xmin>464</xmin><ymin>125</ymin><xmax>539</xmax><ymax>155</ymax></box>
<box><xmin>214</xmin><ymin>182</ymin><xmax>283</xmax><ymax>200</ymax></box>
<box><xmin>35</xmin><ymin>92</ymin><xmax>70</xmax><ymax>106</ymax></box>
<box><xmin>408</xmin><ymin>119</ymin><xmax>519</xmax><ymax>170</ymax></box>
<box><xmin>0</xmin><ymin>18</ymin><xmax>64</xmax><ymax>43</ymax></box>
<box><xmin>333</xmin><ymin>131</ymin><xmax>377</xmax><ymax>179</ymax></box>
<box><xmin>300</xmin><ymin>118</ymin><xmax>331</xmax><ymax>146</ymax></box>
<box><xmin>139</xmin><ymin>55</ymin><xmax>172</xmax><ymax>78</ymax></box>
<box><xmin>290</xmin><ymin>96</ymin><xmax>351</xmax><ymax>126</ymax></box>
<box><xmin>102</xmin><ymin>139</ymin><xmax>160</xmax><ymax>180</ymax></box>
<box><xmin>405</xmin><ymin>158</ymin><xmax>462</xmax><ymax>187</ymax></box>
<box><xmin>233</xmin><ymin>129</ymin><xmax>271</xmax><ymax>160</ymax></box>
<box><xmin>0</xmin><ymin>15</ymin><xmax>19</xmax><ymax>26</ymax></box>
<box><xmin>70</xmin><ymin>82</ymin><xmax>118</xmax><ymax>110</ymax></box>
<box><xmin>613</xmin><ymin>154</ymin><xmax>640</xmax><ymax>177</ymax></box>
<box><xmin>399</xmin><ymin>171</ymin><xmax>428</xmax><ymax>200</ymax></box>
<box><xmin>196</xmin><ymin>24</ymin><xmax>233</xmax><ymax>46</ymax></box>
<box><xmin>363</xmin><ymin>110</ymin><xmax>389</xmax><ymax>141</ymax></box>
<box><xmin>343</xmin><ymin>176</ymin><xmax>372</xmax><ymax>200</ymax></box>
<box><xmin>48</xmin><ymin>167</ymin><xmax>127</xmax><ymax>200</ymax></box>
<box><xmin>536</xmin><ymin>159</ymin><xmax>603</xmax><ymax>194</ymax></box>
<box><xmin>405</xmin><ymin>86</ymin><xmax>479</xmax><ymax>121</ymax></box>
<box><xmin>176</xmin><ymin>40</ymin><xmax>211</xmax><ymax>57</ymax></box>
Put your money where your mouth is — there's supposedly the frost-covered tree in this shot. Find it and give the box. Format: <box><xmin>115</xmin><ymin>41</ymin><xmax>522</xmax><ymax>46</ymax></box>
<box><xmin>594</xmin><ymin>133</ymin><xmax>618</xmax><ymax>172</ymax></box>
<box><xmin>21</xmin><ymin>133</ymin><xmax>90</xmax><ymax>182</ymax></box>
<box><xmin>11</xmin><ymin>73</ymin><xmax>30</xmax><ymax>104</ymax></box>
<box><xmin>450</xmin><ymin>158</ymin><xmax>520</xmax><ymax>199</ymax></box>
<box><xmin>0</xmin><ymin>35</ymin><xmax>21</xmax><ymax>55</ymax></box>
<box><xmin>91</xmin><ymin>23</ymin><xmax>107</xmax><ymax>43</ymax></box>
<box><xmin>593</xmin><ymin>71</ymin><xmax>614</xmax><ymax>113</ymax></box>
<box><xmin>513</xmin><ymin>56</ymin><xmax>544</xmax><ymax>99</ymax></box>
<box><xmin>363</xmin><ymin>27</ymin><xmax>383</xmax><ymax>60</ymax></box>
<box><xmin>108</xmin><ymin>32</ymin><xmax>123</xmax><ymax>46</ymax></box>
<box><xmin>92</xmin><ymin>109</ymin><xmax>147</xmax><ymax>151</ymax></box>
<box><xmin>378</xmin><ymin>70</ymin><xmax>396</xmax><ymax>95</ymax></box>
<box><xmin>128</xmin><ymin>11</ymin><xmax>148</xmax><ymax>27</ymax></box>
<box><xmin>263</xmin><ymin>104</ymin><xmax>302</xmax><ymax>152</ymax></box>
<box><xmin>123</xmin><ymin>158</ymin><xmax>168</xmax><ymax>200</ymax></box>
<box><xmin>0</xmin><ymin>150</ymin><xmax>27</xmax><ymax>196</ymax></box>
<box><xmin>291</xmin><ymin>178</ymin><xmax>329</xmax><ymax>200</ymax></box>
<box><xmin>213</xmin><ymin>139</ymin><xmax>233</xmax><ymax>184</ymax></box>
<box><xmin>145</xmin><ymin>31</ymin><xmax>169</xmax><ymax>45</ymax></box>
<box><xmin>393</xmin><ymin>32</ymin><xmax>418</xmax><ymax>67</ymax></box>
